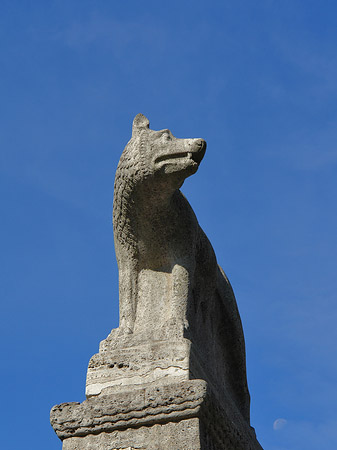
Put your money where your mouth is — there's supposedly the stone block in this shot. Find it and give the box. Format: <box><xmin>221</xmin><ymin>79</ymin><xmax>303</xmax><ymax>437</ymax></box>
<box><xmin>86</xmin><ymin>339</ymin><xmax>190</xmax><ymax>397</ymax></box>
<box><xmin>51</xmin><ymin>379</ymin><xmax>262</xmax><ymax>450</ymax></box>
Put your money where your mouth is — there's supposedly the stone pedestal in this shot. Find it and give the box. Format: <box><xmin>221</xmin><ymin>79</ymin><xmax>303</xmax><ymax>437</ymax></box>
<box><xmin>51</xmin><ymin>334</ymin><xmax>263</xmax><ymax>450</ymax></box>
<box><xmin>51</xmin><ymin>380</ymin><xmax>261</xmax><ymax>450</ymax></box>
<box><xmin>86</xmin><ymin>338</ymin><xmax>190</xmax><ymax>398</ymax></box>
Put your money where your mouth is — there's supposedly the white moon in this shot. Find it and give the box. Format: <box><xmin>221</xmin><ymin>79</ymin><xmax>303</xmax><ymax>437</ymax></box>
<box><xmin>273</xmin><ymin>418</ymin><xmax>287</xmax><ymax>430</ymax></box>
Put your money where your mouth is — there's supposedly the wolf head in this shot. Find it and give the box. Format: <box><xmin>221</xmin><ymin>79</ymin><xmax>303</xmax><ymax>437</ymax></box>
<box><xmin>118</xmin><ymin>114</ymin><xmax>206</xmax><ymax>191</ymax></box>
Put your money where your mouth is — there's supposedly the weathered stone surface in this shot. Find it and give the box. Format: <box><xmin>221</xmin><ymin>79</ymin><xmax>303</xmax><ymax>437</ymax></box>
<box><xmin>51</xmin><ymin>379</ymin><xmax>262</xmax><ymax>450</ymax></box>
<box><xmin>51</xmin><ymin>380</ymin><xmax>206</xmax><ymax>439</ymax></box>
<box><xmin>62</xmin><ymin>419</ymin><xmax>201</xmax><ymax>450</ymax></box>
<box><xmin>50</xmin><ymin>114</ymin><xmax>264</xmax><ymax>449</ymax></box>
<box><xmin>86</xmin><ymin>339</ymin><xmax>190</xmax><ymax>397</ymax></box>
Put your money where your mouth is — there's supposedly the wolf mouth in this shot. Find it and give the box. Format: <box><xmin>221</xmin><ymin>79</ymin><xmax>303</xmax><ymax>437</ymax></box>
<box><xmin>155</xmin><ymin>151</ymin><xmax>202</xmax><ymax>165</ymax></box>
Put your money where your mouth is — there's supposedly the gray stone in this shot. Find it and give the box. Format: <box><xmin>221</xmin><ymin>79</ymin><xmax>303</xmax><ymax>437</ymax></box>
<box><xmin>51</xmin><ymin>380</ymin><xmax>262</xmax><ymax>450</ymax></box>
<box><xmin>51</xmin><ymin>114</ymin><xmax>263</xmax><ymax>449</ymax></box>
<box><xmin>61</xmin><ymin>420</ymin><xmax>202</xmax><ymax>450</ymax></box>
<box><xmin>86</xmin><ymin>339</ymin><xmax>191</xmax><ymax>397</ymax></box>
<box><xmin>111</xmin><ymin>114</ymin><xmax>249</xmax><ymax>421</ymax></box>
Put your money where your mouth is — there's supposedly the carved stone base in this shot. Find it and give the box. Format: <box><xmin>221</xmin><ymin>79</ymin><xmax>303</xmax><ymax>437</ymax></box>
<box><xmin>50</xmin><ymin>379</ymin><xmax>262</xmax><ymax>450</ymax></box>
<box><xmin>86</xmin><ymin>338</ymin><xmax>191</xmax><ymax>397</ymax></box>
<box><xmin>60</xmin><ymin>419</ymin><xmax>201</xmax><ymax>450</ymax></box>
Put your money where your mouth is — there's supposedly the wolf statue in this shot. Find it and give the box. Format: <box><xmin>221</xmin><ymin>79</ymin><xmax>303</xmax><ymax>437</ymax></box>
<box><xmin>112</xmin><ymin>113</ymin><xmax>250</xmax><ymax>423</ymax></box>
<box><xmin>50</xmin><ymin>114</ymin><xmax>263</xmax><ymax>450</ymax></box>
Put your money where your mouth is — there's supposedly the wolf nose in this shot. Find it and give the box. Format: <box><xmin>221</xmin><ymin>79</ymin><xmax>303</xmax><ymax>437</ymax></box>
<box><xmin>196</xmin><ymin>139</ymin><xmax>206</xmax><ymax>151</ymax></box>
<box><xmin>189</xmin><ymin>138</ymin><xmax>206</xmax><ymax>164</ymax></box>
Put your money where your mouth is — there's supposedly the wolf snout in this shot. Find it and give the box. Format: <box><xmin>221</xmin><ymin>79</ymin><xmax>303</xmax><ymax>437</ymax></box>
<box><xmin>188</xmin><ymin>138</ymin><xmax>206</xmax><ymax>164</ymax></box>
<box><xmin>195</xmin><ymin>138</ymin><xmax>206</xmax><ymax>147</ymax></box>
<box><xmin>196</xmin><ymin>138</ymin><xmax>206</xmax><ymax>151</ymax></box>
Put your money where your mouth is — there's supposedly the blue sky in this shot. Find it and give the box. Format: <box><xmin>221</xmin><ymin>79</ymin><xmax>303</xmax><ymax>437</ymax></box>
<box><xmin>1</xmin><ymin>1</ymin><xmax>337</xmax><ymax>449</ymax></box>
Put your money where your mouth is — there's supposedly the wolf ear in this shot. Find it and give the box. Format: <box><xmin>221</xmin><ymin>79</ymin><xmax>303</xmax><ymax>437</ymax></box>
<box><xmin>132</xmin><ymin>114</ymin><xmax>150</xmax><ymax>136</ymax></box>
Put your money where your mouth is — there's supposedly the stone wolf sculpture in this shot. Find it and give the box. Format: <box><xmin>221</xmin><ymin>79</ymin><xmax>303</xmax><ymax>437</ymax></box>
<box><xmin>113</xmin><ymin>113</ymin><xmax>250</xmax><ymax>422</ymax></box>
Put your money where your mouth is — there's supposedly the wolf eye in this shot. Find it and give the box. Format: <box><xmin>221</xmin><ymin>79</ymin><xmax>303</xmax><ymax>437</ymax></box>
<box><xmin>162</xmin><ymin>133</ymin><xmax>171</xmax><ymax>141</ymax></box>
